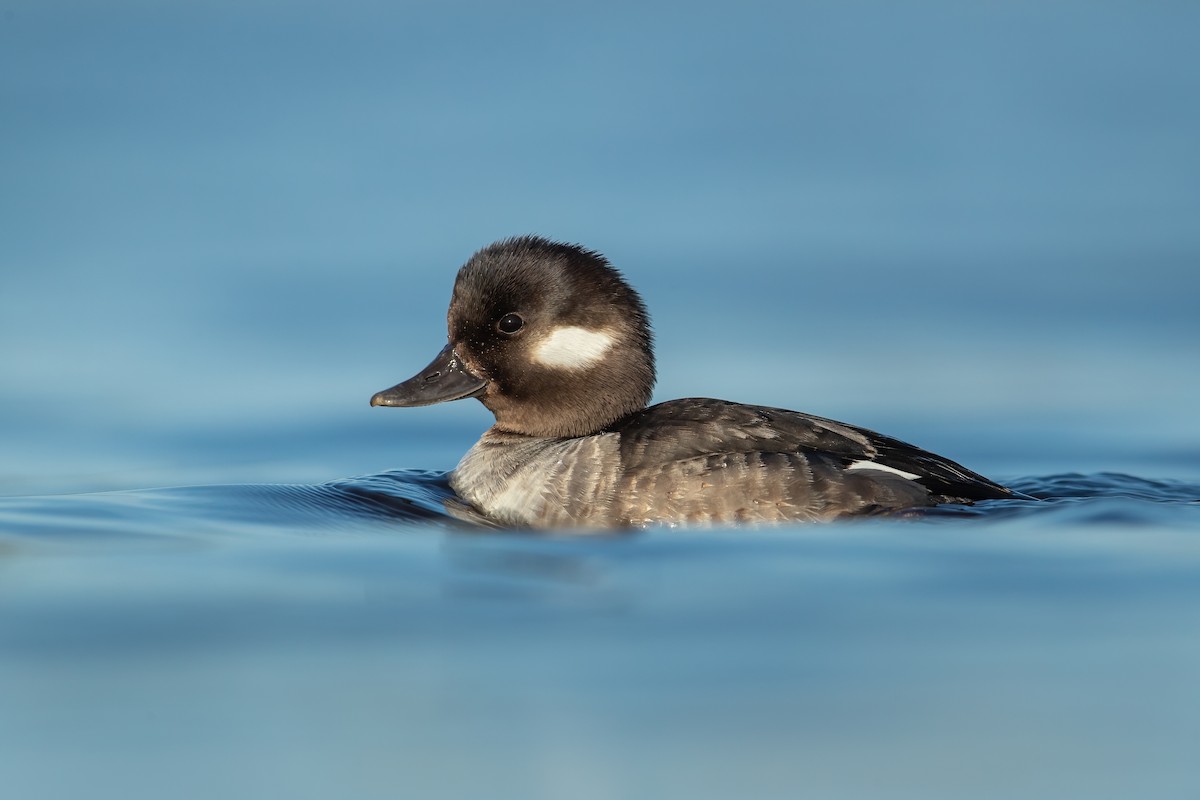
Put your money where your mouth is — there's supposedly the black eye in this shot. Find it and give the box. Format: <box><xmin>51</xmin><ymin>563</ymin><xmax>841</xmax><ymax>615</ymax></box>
<box><xmin>497</xmin><ymin>313</ymin><xmax>524</xmax><ymax>335</ymax></box>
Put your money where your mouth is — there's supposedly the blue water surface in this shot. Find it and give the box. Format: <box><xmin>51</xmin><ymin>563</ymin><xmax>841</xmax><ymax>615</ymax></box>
<box><xmin>3</xmin><ymin>2</ymin><xmax>1200</xmax><ymax>799</ymax></box>
<box><xmin>2</xmin><ymin>471</ymin><xmax>1199</xmax><ymax>800</ymax></box>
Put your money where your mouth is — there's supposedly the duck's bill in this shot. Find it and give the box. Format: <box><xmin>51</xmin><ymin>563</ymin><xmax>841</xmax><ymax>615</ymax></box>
<box><xmin>370</xmin><ymin>343</ymin><xmax>487</xmax><ymax>407</ymax></box>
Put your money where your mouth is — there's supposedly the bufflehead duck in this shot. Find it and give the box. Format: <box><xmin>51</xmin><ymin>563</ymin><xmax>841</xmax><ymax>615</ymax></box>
<box><xmin>371</xmin><ymin>236</ymin><xmax>1016</xmax><ymax>528</ymax></box>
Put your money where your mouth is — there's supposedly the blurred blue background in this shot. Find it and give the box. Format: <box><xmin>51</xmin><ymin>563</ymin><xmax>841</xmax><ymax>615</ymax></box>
<box><xmin>3</xmin><ymin>3</ymin><xmax>1200</xmax><ymax>799</ymax></box>
<box><xmin>4</xmin><ymin>0</ymin><xmax>1198</xmax><ymax>494</ymax></box>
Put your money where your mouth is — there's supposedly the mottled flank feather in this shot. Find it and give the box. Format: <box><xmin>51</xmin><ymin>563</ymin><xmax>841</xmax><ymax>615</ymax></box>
<box><xmin>608</xmin><ymin>399</ymin><xmax>1010</xmax><ymax>525</ymax></box>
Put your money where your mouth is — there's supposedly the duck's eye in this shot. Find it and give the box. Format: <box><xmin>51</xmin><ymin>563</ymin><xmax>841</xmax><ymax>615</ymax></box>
<box><xmin>497</xmin><ymin>313</ymin><xmax>524</xmax><ymax>335</ymax></box>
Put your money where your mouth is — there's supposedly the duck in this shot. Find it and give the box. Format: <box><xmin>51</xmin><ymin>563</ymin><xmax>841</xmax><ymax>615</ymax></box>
<box><xmin>371</xmin><ymin>235</ymin><xmax>1018</xmax><ymax>528</ymax></box>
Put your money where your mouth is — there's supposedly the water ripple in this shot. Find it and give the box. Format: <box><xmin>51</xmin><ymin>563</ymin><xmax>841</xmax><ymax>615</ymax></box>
<box><xmin>0</xmin><ymin>470</ymin><xmax>1196</xmax><ymax>546</ymax></box>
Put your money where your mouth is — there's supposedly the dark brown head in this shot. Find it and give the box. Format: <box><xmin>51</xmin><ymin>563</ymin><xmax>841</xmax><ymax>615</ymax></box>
<box><xmin>372</xmin><ymin>236</ymin><xmax>655</xmax><ymax>438</ymax></box>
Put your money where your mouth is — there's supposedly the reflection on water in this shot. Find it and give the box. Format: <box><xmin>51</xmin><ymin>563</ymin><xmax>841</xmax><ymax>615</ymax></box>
<box><xmin>1</xmin><ymin>472</ymin><xmax>1198</xmax><ymax>799</ymax></box>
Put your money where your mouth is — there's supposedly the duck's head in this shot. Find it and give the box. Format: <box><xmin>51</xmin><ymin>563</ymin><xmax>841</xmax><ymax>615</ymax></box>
<box><xmin>371</xmin><ymin>236</ymin><xmax>655</xmax><ymax>438</ymax></box>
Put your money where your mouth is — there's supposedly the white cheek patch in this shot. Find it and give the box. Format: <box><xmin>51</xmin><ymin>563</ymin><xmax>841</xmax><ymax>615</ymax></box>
<box><xmin>533</xmin><ymin>326</ymin><xmax>615</xmax><ymax>369</ymax></box>
<box><xmin>846</xmin><ymin>460</ymin><xmax>922</xmax><ymax>481</ymax></box>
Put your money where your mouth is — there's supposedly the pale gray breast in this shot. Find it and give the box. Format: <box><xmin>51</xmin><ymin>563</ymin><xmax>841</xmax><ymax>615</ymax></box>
<box><xmin>450</xmin><ymin>430</ymin><xmax>624</xmax><ymax>528</ymax></box>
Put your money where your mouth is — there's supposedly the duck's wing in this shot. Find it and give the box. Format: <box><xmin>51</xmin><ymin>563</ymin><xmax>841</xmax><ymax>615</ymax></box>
<box><xmin>614</xmin><ymin>398</ymin><xmax>1015</xmax><ymax>504</ymax></box>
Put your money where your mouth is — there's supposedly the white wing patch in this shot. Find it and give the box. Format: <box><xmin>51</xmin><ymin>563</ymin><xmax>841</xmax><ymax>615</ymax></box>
<box><xmin>846</xmin><ymin>460</ymin><xmax>922</xmax><ymax>481</ymax></box>
<box><xmin>533</xmin><ymin>326</ymin><xmax>615</xmax><ymax>369</ymax></box>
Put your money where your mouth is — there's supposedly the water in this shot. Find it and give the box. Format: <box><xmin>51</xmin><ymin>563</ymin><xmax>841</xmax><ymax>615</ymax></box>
<box><xmin>3</xmin><ymin>472</ymin><xmax>1199</xmax><ymax>799</ymax></box>
<box><xmin>4</xmin><ymin>1</ymin><xmax>1200</xmax><ymax>798</ymax></box>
